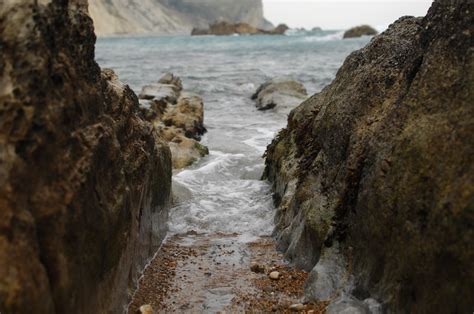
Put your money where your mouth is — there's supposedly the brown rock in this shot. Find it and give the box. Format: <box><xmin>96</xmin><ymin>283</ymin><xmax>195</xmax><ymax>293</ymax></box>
<box><xmin>264</xmin><ymin>1</ymin><xmax>473</xmax><ymax>312</ymax></box>
<box><xmin>343</xmin><ymin>25</ymin><xmax>378</xmax><ymax>38</ymax></box>
<box><xmin>0</xmin><ymin>2</ymin><xmax>172</xmax><ymax>314</ymax></box>
<box><xmin>252</xmin><ymin>78</ymin><xmax>308</xmax><ymax>111</ymax></box>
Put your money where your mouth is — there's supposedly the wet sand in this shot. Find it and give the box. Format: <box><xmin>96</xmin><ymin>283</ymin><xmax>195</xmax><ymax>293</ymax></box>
<box><xmin>128</xmin><ymin>232</ymin><xmax>328</xmax><ymax>313</ymax></box>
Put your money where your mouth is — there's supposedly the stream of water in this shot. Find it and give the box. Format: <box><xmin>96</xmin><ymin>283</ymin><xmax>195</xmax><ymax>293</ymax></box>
<box><xmin>96</xmin><ymin>32</ymin><xmax>368</xmax><ymax>242</ymax></box>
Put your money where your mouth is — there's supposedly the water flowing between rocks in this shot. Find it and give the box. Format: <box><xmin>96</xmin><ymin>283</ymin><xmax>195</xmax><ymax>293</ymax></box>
<box><xmin>95</xmin><ymin>33</ymin><xmax>369</xmax><ymax>312</ymax></box>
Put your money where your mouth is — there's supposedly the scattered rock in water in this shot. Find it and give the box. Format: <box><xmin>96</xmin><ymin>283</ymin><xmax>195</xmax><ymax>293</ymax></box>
<box><xmin>140</xmin><ymin>73</ymin><xmax>209</xmax><ymax>169</ymax></box>
<box><xmin>139</xmin><ymin>304</ymin><xmax>154</xmax><ymax>314</ymax></box>
<box><xmin>269</xmin><ymin>271</ymin><xmax>280</xmax><ymax>280</ymax></box>
<box><xmin>252</xmin><ymin>78</ymin><xmax>307</xmax><ymax>111</ymax></box>
<box><xmin>289</xmin><ymin>303</ymin><xmax>305</xmax><ymax>311</ymax></box>
<box><xmin>158</xmin><ymin>72</ymin><xmax>183</xmax><ymax>91</ymax></box>
<box><xmin>191</xmin><ymin>21</ymin><xmax>289</xmax><ymax>36</ymax></box>
<box><xmin>343</xmin><ymin>25</ymin><xmax>378</xmax><ymax>38</ymax></box>
<box><xmin>250</xmin><ymin>263</ymin><xmax>266</xmax><ymax>274</ymax></box>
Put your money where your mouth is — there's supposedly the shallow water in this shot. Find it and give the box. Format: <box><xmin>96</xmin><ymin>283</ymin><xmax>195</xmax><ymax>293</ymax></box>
<box><xmin>95</xmin><ymin>32</ymin><xmax>369</xmax><ymax>242</ymax></box>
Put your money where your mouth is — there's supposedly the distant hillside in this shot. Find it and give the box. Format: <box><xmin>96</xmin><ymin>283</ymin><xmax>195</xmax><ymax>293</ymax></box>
<box><xmin>89</xmin><ymin>0</ymin><xmax>273</xmax><ymax>36</ymax></box>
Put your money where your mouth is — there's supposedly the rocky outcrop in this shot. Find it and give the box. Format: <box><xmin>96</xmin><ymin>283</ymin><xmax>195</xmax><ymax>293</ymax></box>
<box><xmin>264</xmin><ymin>1</ymin><xmax>473</xmax><ymax>313</ymax></box>
<box><xmin>252</xmin><ymin>79</ymin><xmax>308</xmax><ymax>111</ymax></box>
<box><xmin>343</xmin><ymin>25</ymin><xmax>378</xmax><ymax>38</ymax></box>
<box><xmin>0</xmin><ymin>1</ymin><xmax>171</xmax><ymax>313</ymax></box>
<box><xmin>192</xmin><ymin>22</ymin><xmax>289</xmax><ymax>36</ymax></box>
<box><xmin>89</xmin><ymin>0</ymin><xmax>273</xmax><ymax>36</ymax></box>
<box><xmin>139</xmin><ymin>74</ymin><xmax>209</xmax><ymax>169</ymax></box>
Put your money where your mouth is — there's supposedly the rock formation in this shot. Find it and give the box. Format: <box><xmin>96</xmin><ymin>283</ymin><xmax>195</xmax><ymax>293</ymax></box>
<box><xmin>89</xmin><ymin>0</ymin><xmax>273</xmax><ymax>36</ymax></box>
<box><xmin>252</xmin><ymin>79</ymin><xmax>308</xmax><ymax>111</ymax></box>
<box><xmin>264</xmin><ymin>1</ymin><xmax>473</xmax><ymax>312</ymax></box>
<box><xmin>192</xmin><ymin>22</ymin><xmax>289</xmax><ymax>36</ymax></box>
<box><xmin>343</xmin><ymin>25</ymin><xmax>378</xmax><ymax>38</ymax></box>
<box><xmin>139</xmin><ymin>74</ymin><xmax>209</xmax><ymax>169</ymax></box>
<box><xmin>0</xmin><ymin>1</ymin><xmax>172</xmax><ymax>313</ymax></box>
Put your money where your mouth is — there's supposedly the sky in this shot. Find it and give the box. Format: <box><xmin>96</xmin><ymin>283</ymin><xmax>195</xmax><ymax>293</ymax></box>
<box><xmin>262</xmin><ymin>0</ymin><xmax>433</xmax><ymax>30</ymax></box>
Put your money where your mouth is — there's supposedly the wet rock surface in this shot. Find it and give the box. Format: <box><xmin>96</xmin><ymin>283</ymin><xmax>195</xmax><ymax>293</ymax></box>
<box><xmin>343</xmin><ymin>25</ymin><xmax>378</xmax><ymax>38</ymax></box>
<box><xmin>264</xmin><ymin>1</ymin><xmax>473</xmax><ymax>312</ymax></box>
<box><xmin>252</xmin><ymin>78</ymin><xmax>308</xmax><ymax>111</ymax></box>
<box><xmin>192</xmin><ymin>21</ymin><xmax>289</xmax><ymax>36</ymax></box>
<box><xmin>0</xmin><ymin>2</ymin><xmax>172</xmax><ymax>313</ymax></box>
<box><xmin>129</xmin><ymin>234</ymin><xmax>328</xmax><ymax>313</ymax></box>
<box><xmin>139</xmin><ymin>74</ymin><xmax>209</xmax><ymax>169</ymax></box>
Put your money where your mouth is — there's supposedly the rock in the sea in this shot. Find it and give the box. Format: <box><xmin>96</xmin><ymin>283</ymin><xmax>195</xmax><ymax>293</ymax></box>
<box><xmin>343</xmin><ymin>25</ymin><xmax>378</xmax><ymax>38</ymax></box>
<box><xmin>140</xmin><ymin>74</ymin><xmax>209</xmax><ymax>169</ymax></box>
<box><xmin>272</xmin><ymin>24</ymin><xmax>290</xmax><ymax>35</ymax></box>
<box><xmin>192</xmin><ymin>21</ymin><xmax>289</xmax><ymax>36</ymax></box>
<box><xmin>252</xmin><ymin>78</ymin><xmax>308</xmax><ymax>111</ymax></box>
<box><xmin>264</xmin><ymin>1</ymin><xmax>473</xmax><ymax>312</ymax></box>
<box><xmin>269</xmin><ymin>271</ymin><xmax>280</xmax><ymax>280</ymax></box>
<box><xmin>159</xmin><ymin>72</ymin><xmax>183</xmax><ymax>91</ymax></box>
<box><xmin>0</xmin><ymin>2</ymin><xmax>172</xmax><ymax>313</ymax></box>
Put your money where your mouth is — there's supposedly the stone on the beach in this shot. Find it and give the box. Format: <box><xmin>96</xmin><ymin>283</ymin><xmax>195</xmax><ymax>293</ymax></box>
<box><xmin>250</xmin><ymin>263</ymin><xmax>266</xmax><ymax>274</ymax></box>
<box><xmin>269</xmin><ymin>271</ymin><xmax>280</xmax><ymax>280</ymax></box>
<box><xmin>139</xmin><ymin>304</ymin><xmax>154</xmax><ymax>314</ymax></box>
<box><xmin>252</xmin><ymin>78</ymin><xmax>307</xmax><ymax>111</ymax></box>
<box><xmin>289</xmin><ymin>303</ymin><xmax>305</xmax><ymax>311</ymax></box>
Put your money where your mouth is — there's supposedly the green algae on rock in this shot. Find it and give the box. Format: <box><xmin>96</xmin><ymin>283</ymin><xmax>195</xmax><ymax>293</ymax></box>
<box><xmin>264</xmin><ymin>1</ymin><xmax>473</xmax><ymax>312</ymax></box>
<box><xmin>0</xmin><ymin>2</ymin><xmax>172</xmax><ymax>313</ymax></box>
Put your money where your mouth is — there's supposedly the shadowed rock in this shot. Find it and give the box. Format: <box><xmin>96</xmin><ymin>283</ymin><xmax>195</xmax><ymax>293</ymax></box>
<box><xmin>264</xmin><ymin>1</ymin><xmax>473</xmax><ymax>312</ymax></box>
<box><xmin>0</xmin><ymin>1</ymin><xmax>172</xmax><ymax>313</ymax></box>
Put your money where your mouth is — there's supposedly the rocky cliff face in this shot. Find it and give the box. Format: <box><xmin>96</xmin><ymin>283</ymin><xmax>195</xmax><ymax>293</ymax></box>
<box><xmin>0</xmin><ymin>1</ymin><xmax>172</xmax><ymax>313</ymax></box>
<box><xmin>89</xmin><ymin>0</ymin><xmax>273</xmax><ymax>36</ymax></box>
<box><xmin>264</xmin><ymin>0</ymin><xmax>473</xmax><ymax>312</ymax></box>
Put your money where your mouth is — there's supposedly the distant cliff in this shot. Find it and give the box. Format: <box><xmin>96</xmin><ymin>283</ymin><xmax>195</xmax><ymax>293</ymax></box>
<box><xmin>89</xmin><ymin>0</ymin><xmax>273</xmax><ymax>36</ymax></box>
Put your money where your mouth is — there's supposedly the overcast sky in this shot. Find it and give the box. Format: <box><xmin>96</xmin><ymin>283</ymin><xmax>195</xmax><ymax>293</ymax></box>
<box><xmin>263</xmin><ymin>0</ymin><xmax>433</xmax><ymax>30</ymax></box>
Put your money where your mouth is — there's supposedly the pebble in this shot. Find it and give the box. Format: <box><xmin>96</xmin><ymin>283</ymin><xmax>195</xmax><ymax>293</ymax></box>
<box><xmin>139</xmin><ymin>304</ymin><xmax>154</xmax><ymax>314</ymax></box>
<box><xmin>269</xmin><ymin>271</ymin><xmax>280</xmax><ymax>280</ymax></box>
<box><xmin>250</xmin><ymin>263</ymin><xmax>266</xmax><ymax>273</ymax></box>
<box><xmin>289</xmin><ymin>303</ymin><xmax>305</xmax><ymax>311</ymax></box>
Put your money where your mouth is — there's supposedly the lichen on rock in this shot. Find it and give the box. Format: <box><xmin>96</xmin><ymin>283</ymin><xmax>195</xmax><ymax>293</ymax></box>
<box><xmin>264</xmin><ymin>1</ymin><xmax>473</xmax><ymax>312</ymax></box>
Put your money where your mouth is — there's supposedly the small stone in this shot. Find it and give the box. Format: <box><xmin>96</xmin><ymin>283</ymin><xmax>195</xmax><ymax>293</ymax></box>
<box><xmin>269</xmin><ymin>271</ymin><xmax>280</xmax><ymax>280</ymax></box>
<box><xmin>289</xmin><ymin>303</ymin><xmax>305</xmax><ymax>311</ymax></box>
<box><xmin>139</xmin><ymin>304</ymin><xmax>154</xmax><ymax>314</ymax></box>
<box><xmin>250</xmin><ymin>263</ymin><xmax>266</xmax><ymax>273</ymax></box>
<box><xmin>307</xmin><ymin>310</ymin><xmax>315</xmax><ymax>314</ymax></box>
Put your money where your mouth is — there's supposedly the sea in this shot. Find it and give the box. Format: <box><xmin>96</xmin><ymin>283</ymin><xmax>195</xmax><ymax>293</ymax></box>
<box><xmin>95</xmin><ymin>30</ymin><xmax>370</xmax><ymax>243</ymax></box>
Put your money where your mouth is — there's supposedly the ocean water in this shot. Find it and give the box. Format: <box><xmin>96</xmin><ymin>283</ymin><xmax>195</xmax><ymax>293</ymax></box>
<box><xmin>95</xmin><ymin>32</ymin><xmax>370</xmax><ymax>242</ymax></box>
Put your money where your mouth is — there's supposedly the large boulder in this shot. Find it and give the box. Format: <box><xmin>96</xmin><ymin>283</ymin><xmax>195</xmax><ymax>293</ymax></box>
<box><xmin>264</xmin><ymin>1</ymin><xmax>473</xmax><ymax>312</ymax></box>
<box><xmin>0</xmin><ymin>2</ymin><xmax>172</xmax><ymax>313</ymax></box>
<box><xmin>343</xmin><ymin>25</ymin><xmax>378</xmax><ymax>38</ymax></box>
<box><xmin>252</xmin><ymin>78</ymin><xmax>308</xmax><ymax>111</ymax></box>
